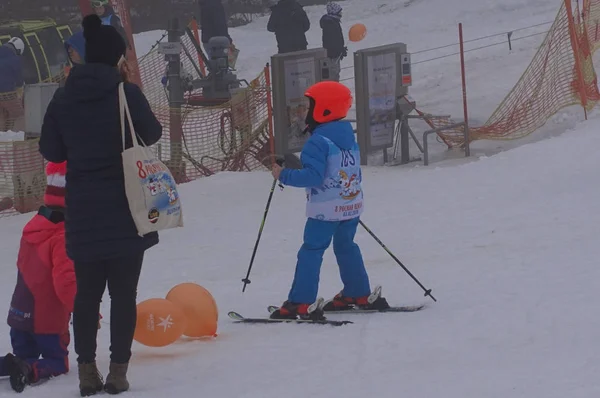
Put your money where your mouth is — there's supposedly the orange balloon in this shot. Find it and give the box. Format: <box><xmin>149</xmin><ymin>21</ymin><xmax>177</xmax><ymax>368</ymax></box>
<box><xmin>349</xmin><ymin>23</ymin><xmax>367</xmax><ymax>42</ymax></box>
<box><xmin>166</xmin><ymin>283</ymin><xmax>218</xmax><ymax>338</ymax></box>
<box><xmin>134</xmin><ymin>298</ymin><xmax>187</xmax><ymax>347</ymax></box>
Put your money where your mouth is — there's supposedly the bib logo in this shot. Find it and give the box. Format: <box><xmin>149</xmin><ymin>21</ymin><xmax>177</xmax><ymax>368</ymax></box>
<box><xmin>148</xmin><ymin>208</ymin><xmax>159</xmax><ymax>224</ymax></box>
<box><xmin>338</xmin><ymin>170</ymin><xmax>361</xmax><ymax>200</ymax></box>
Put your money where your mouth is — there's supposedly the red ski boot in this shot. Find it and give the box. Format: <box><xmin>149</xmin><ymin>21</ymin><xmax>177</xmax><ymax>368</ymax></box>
<box><xmin>322</xmin><ymin>285</ymin><xmax>390</xmax><ymax>311</ymax></box>
<box><xmin>269</xmin><ymin>299</ymin><xmax>326</xmax><ymax>321</ymax></box>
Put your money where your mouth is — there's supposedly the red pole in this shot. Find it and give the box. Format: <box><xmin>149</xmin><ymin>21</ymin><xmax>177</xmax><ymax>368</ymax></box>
<box><xmin>78</xmin><ymin>0</ymin><xmax>93</xmax><ymax>16</ymax></box>
<box><xmin>111</xmin><ymin>0</ymin><xmax>142</xmax><ymax>88</ymax></box>
<box><xmin>190</xmin><ymin>18</ymin><xmax>206</xmax><ymax>76</ymax></box>
<box><xmin>565</xmin><ymin>0</ymin><xmax>588</xmax><ymax>120</ymax></box>
<box><xmin>458</xmin><ymin>23</ymin><xmax>470</xmax><ymax>154</ymax></box>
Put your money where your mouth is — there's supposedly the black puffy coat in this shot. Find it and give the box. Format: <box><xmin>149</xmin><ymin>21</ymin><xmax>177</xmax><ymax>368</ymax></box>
<box><xmin>199</xmin><ymin>0</ymin><xmax>231</xmax><ymax>44</ymax></box>
<box><xmin>267</xmin><ymin>0</ymin><xmax>310</xmax><ymax>54</ymax></box>
<box><xmin>320</xmin><ymin>14</ymin><xmax>344</xmax><ymax>59</ymax></box>
<box><xmin>39</xmin><ymin>63</ymin><xmax>163</xmax><ymax>263</ymax></box>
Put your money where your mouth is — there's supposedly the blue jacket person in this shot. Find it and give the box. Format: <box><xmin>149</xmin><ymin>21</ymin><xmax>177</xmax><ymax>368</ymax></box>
<box><xmin>269</xmin><ymin>81</ymin><xmax>390</xmax><ymax>320</ymax></box>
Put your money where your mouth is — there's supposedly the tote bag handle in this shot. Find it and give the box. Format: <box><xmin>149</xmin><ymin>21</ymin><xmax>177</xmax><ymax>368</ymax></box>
<box><xmin>118</xmin><ymin>83</ymin><xmax>147</xmax><ymax>151</ymax></box>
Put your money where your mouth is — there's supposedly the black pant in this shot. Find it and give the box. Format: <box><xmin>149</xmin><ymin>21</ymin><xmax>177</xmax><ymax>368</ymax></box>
<box><xmin>73</xmin><ymin>252</ymin><xmax>144</xmax><ymax>364</ymax></box>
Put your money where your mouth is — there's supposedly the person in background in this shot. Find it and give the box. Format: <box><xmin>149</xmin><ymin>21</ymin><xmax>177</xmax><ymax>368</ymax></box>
<box><xmin>64</xmin><ymin>31</ymin><xmax>86</xmax><ymax>77</ymax></box>
<box><xmin>198</xmin><ymin>0</ymin><xmax>233</xmax><ymax>59</ymax></box>
<box><xmin>320</xmin><ymin>2</ymin><xmax>347</xmax><ymax>82</ymax></box>
<box><xmin>0</xmin><ymin>161</ymin><xmax>76</xmax><ymax>393</ymax></box>
<box><xmin>39</xmin><ymin>14</ymin><xmax>162</xmax><ymax>396</ymax></box>
<box><xmin>267</xmin><ymin>0</ymin><xmax>310</xmax><ymax>54</ymax></box>
<box><xmin>91</xmin><ymin>0</ymin><xmax>130</xmax><ymax>48</ymax></box>
<box><xmin>65</xmin><ymin>31</ymin><xmax>86</xmax><ymax>65</ymax></box>
<box><xmin>0</xmin><ymin>37</ymin><xmax>25</xmax><ymax>131</ymax></box>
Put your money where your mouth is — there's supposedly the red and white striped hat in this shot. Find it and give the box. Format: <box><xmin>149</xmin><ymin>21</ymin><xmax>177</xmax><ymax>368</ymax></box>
<box><xmin>44</xmin><ymin>161</ymin><xmax>67</xmax><ymax>208</ymax></box>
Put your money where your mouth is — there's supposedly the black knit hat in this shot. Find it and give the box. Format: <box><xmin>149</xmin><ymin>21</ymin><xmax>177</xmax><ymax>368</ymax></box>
<box><xmin>82</xmin><ymin>14</ymin><xmax>126</xmax><ymax>67</ymax></box>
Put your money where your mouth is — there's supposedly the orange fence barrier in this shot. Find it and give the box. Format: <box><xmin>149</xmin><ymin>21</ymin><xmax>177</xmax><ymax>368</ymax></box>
<box><xmin>430</xmin><ymin>0</ymin><xmax>600</xmax><ymax>147</ymax></box>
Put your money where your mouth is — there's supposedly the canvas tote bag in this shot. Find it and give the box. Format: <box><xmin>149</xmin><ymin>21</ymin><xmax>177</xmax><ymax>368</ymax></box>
<box><xmin>119</xmin><ymin>83</ymin><xmax>183</xmax><ymax>236</ymax></box>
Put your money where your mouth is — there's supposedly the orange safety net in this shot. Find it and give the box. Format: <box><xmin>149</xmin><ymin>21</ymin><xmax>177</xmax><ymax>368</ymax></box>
<box><xmin>431</xmin><ymin>0</ymin><xmax>600</xmax><ymax>147</ymax></box>
<box><xmin>137</xmin><ymin>30</ymin><xmax>274</xmax><ymax>182</ymax></box>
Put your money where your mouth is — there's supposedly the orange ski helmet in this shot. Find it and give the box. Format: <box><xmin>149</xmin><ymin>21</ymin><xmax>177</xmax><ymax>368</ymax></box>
<box><xmin>304</xmin><ymin>81</ymin><xmax>353</xmax><ymax>124</ymax></box>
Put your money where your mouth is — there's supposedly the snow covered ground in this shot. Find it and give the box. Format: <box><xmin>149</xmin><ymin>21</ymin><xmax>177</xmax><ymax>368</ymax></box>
<box><xmin>1</xmin><ymin>102</ymin><xmax>599</xmax><ymax>397</ymax></box>
<box><xmin>2</xmin><ymin>0</ymin><xmax>600</xmax><ymax>396</ymax></box>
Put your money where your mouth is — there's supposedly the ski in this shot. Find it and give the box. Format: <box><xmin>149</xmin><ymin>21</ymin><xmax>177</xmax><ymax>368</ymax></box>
<box><xmin>267</xmin><ymin>304</ymin><xmax>425</xmax><ymax>315</ymax></box>
<box><xmin>227</xmin><ymin>311</ymin><xmax>352</xmax><ymax>326</ymax></box>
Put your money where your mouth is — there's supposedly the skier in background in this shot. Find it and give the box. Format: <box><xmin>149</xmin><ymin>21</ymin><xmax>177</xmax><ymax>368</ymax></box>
<box><xmin>0</xmin><ymin>37</ymin><xmax>25</xmax><ymax>131</ymax></box>
<box><xmin>269</xmin><ymin>81</ymin><xmax>390</xmax><ymax>320</ymax></box>
<box><xmin>0</xmin><ymin>162</ymin><xmax>76</xmax><ymax>393</ymax></box>
<box><xmin>198</xmin><ymin>0</ymin><xmax>233</xmax><ymax>59</ymax></box>
<box><xmin>320</xmin><ymin>2</ymin><xmax>347</xmax><ymax>81</ymax></box>
<box><xmin>267</xmin><ymin>0</ymin><xmax>310</xmax><ymax>54</ymax></box>
<box><xmin>91</xmin><ymin>0</ymin><xmax>130</xmax><ymax>48</ymax></box>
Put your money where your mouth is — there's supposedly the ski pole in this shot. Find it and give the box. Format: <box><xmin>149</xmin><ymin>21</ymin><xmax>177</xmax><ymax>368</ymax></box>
<box><xmin>359</xmin><ymin>220</ymin><xmax>437</xmax><ymax>302</ymax></box>
<box><xmin>242</xmin><ymin>159</ymin><xmax>284</xmax><ymax>292</ymax></box>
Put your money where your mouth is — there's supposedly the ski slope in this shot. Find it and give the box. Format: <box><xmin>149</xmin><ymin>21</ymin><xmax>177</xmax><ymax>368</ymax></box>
<box><xmin>2</xmin><ymin>0</ymin><xmax>600</xmax><ymax>396</ymax></box>
<box><xmin>1</xmin><ymin>106</ymin><xmax>599</xmax><ymax>397</ymax></box>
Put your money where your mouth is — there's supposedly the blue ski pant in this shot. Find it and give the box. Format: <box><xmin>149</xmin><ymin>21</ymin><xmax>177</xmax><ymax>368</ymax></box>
<box><xmin>0</xmin><ymin>328</ymin><xmax>70</xmax><ymax>381</ymax></box>
<box><xmin>288</xmin><ymin>217</ymin><xmax>371</xmax><ymax>304</ymax></box>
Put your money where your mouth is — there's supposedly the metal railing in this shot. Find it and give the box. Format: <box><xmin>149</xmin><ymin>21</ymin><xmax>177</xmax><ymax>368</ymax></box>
<box><xmin>422</xmin><ymin>122</ymin><xmax>470</xmax><ymax>166</ymax></box>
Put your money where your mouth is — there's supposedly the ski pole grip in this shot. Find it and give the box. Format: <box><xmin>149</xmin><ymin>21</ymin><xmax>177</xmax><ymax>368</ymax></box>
<box><xmin>275</xmin><ymin>158</ymin><xmax>284</xmax><ymax>167</ymax></box>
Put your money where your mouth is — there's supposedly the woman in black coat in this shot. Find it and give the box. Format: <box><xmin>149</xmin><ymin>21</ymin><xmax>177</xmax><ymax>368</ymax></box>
<box><xmin>39</xmin><ymin>14</ymin><xmax>162</xmax><ymax>397</ymax></box>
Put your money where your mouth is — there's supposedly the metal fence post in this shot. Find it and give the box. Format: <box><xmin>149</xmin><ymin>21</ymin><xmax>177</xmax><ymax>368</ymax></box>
<box><xmin>167</xmin><ymin>16</ymin><xmax>186</xmax><ymax>182</ymax></box>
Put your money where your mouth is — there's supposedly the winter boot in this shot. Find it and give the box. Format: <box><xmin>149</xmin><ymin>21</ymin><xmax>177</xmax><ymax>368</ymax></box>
<box><xmin>4</xmin><ymin>353</ymin><xmax>34</xmax><ymax>393</ymax></box>
<box><xmin>323</xmin><ymin>285</ymin><xmax>390</xmax><ymax>311</ymax></box>
<box><xmin>104</xmin><ymin>362</ymin><xmax>130</xmax><ymax>395</ymax></box>
<box><xmin>78</xmin><ymin>362</ymin><xmax>104</xmax><ymax>396</ymax></box>
<box><xmin>270</xmin><ymin>299</ymin><xmax>326</xmax><ymax>321</ymax></box>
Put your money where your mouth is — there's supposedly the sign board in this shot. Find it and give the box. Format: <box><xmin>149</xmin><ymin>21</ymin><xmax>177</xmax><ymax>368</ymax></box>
<box><xmin>158</xmin><ymin>42</ymin><xmax>182</xmax><ymax>55</ymax></box>
<box><xmin>271</xmin><ymin>48</ymin><xmax>328</xmax><ymax>154</ymax></box>
<box><xmin>354</xmin><ymin>43</ymin><xmax>411</xmax><ymax>164</ymax></box>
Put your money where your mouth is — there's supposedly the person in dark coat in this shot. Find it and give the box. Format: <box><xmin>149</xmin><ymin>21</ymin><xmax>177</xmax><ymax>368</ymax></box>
<box><xmin>267</xmin><ymin>0</ymin><xmax>310</xmax><ymax>54</ymax></box>
<box><xmin>198</xmin><ymin>0</ymin><xmax>232</xmax><ymax>58</ymax></box>
<box><xmin>39</xmin><ymin>14</ymin><xmax>162</xmax><ymax>397</ymax></box>
<box><xmin>320</xmin><ymin>2</ymin><xmax>347</xmax><ymax>81</ymax></box>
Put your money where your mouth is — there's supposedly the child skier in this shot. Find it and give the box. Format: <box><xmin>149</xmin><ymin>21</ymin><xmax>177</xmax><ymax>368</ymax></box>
<box><xmin>0</xmin><ymin>161</ymin><xmax>76</xmax><ymax>392</ymax></box>
<box><xmin>320</xmin><ymin>2</ymin><xmax>347</xmax><ymax>82</ymax></box>
<box><xmin>270</xmin><ymin>81</ymin><xmax>390</xmax><ymax>320</ymax></box>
